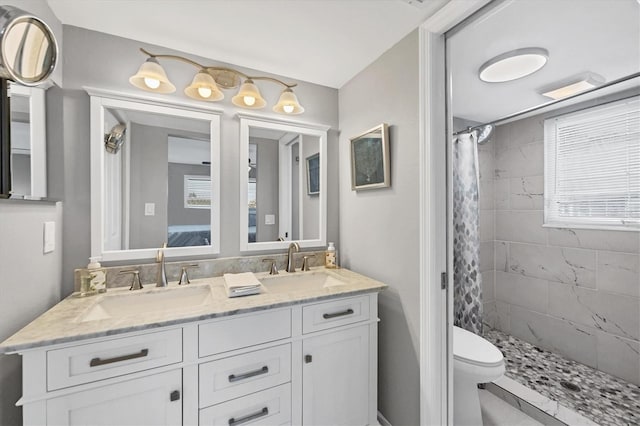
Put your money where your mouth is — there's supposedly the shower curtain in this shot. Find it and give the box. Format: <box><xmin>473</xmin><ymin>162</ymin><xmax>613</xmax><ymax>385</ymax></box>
<box><xmin>453</xmin><ymin>132</ymin><xmax>483</xmax><ymax>335</ymax></box>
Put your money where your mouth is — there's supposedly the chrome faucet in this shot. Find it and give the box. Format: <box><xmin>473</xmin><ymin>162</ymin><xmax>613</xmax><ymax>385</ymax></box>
<box><xmin>286</xmin><ymin>242</ymin><xmax>300</xmax><ymax>272</ymax></box>
<box><xmin>156</xmin><ymin>243</ymin><xmax>168</xmax><ymax>287</ymax></box>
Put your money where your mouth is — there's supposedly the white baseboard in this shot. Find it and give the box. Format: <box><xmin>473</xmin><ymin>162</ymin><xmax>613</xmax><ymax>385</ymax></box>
<box><xmin>377</xmin><ymin>411</ymin><xmax>392</xmax><ymax>426</ymax></box>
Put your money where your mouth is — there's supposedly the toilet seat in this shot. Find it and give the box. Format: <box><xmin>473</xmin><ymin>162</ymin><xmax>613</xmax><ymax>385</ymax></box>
<box><xmin>453</xmin><ymin>326</ymin><xmax>503</xmax><ymax>367</ymax></box>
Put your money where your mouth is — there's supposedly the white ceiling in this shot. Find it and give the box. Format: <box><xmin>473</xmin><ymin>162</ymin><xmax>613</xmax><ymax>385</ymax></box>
<box><xmin>46</xmin><ymin>0</ymin><xmax>448</xmax><ymax>89</ymax></box>
<box><xmin>449</xmin><ymin>0</ymin><xmax>640</xmax><ymax>124</ymax></box>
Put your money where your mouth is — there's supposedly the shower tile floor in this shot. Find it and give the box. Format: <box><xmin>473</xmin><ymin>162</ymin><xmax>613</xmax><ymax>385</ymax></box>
<box><xmin>485</xmin><ymin>328</ymin><xmax>640</xmax><ymax>426</ymax></box>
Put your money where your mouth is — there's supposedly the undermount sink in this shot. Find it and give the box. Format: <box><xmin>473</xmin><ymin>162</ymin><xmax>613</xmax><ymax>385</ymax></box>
<box><xmin>261</xmin><ymin>271</ymin><xmax>346</xmax><ymax>293</ymax></box>
<box><xmin>77</xmin><ymin>285</ymin><xmax>214</xmax><ymax>322</ymax></box>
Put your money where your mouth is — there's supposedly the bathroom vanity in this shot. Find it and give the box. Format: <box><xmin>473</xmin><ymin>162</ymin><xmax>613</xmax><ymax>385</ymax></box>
<box><xmin>0</xmin><ymin>268</ymin><xmax>385</xmax><ymax>426</ymax></box>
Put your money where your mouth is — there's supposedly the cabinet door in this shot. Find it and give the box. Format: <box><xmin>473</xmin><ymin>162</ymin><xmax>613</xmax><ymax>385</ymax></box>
<box><xmin>46</xmin><ymin>369</ymin><xmax>182</xmax><ymax>426</ymax></box>
<box><xmin>302</xmin><ymin>325</ymin><xmax>369</xmax><ymax>426</ymax></box>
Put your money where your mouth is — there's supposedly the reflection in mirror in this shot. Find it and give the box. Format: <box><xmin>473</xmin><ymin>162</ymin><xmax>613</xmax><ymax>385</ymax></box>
<box><xmin>8</xmin><ymin>83</ymin><xmax>46</xmax><ymax>198</ymax></box>
<box><xmin>90</xmin><ymin>93</ymin><xmax>221</xmax><ymax>261</ymax></box>
<box><xmin>239</xmin><ymin>116</ymin><xmax>328</xmax><ymax>252</ymax></box>
<box><xmin>10</xmin><ymin>92</ymin><xmax>30</xmax><ymax>196</ymax></box>
<box><xmin>248</xmin><ymin>129</ymin><xmax>320</xmax><ymax>243</ymax></box>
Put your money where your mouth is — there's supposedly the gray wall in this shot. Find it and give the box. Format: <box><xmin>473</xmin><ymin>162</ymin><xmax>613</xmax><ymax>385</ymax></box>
<box><xmin>0</xmin><ymin>202</ymin><xmax>63</xmax><ymax>425</ymax></box>
<box><xmin>58</xmin><ymin>25</ymin><xmax>339</xmax><ymax>287</ymax></box>
<box><xmin>0</xmin><ymin>3</ymin><xmax>64</xmax><ymax>424</ymax></box>
<box><xmin>168</xmin><ymin>163</ymin><xmax>210</xmax><ymax>227</ymax></box>
<box><xmin>129</xmin><ymin>123</ymin><xmax>168</xmax><ymax>249</ymax></box>
<box><xmin>302</xmin><ymin>136</ymin><xmax>320</xmax><ymax>240</ymax></box>
<box><xmin>252</xmin><ymin>137</ymin><xmax>280</xmax><ymax>242</ymax></box>
<box><xmin>292</xmin><ymin>143</ymin><xmax>300</xmax><ymax>240</ymax></box>
<box><xmin>11</xmin><ymin>154</ymin><xmax>31</xmax><ymax>196</ymax></box>
<box><xmin>338</xmin><ymin>30</ymin><xmax>421</xmax><ymax>426</ymax></box>
<box><xmin>482</xmin><ymin>95</ymin><xmax>640</xmax><ymax>386</ymax></box>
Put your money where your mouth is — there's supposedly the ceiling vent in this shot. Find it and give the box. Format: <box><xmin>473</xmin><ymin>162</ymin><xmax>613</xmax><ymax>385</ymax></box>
<box><xmin>400</xmin><ymin>0</ymin><xmax>429</xmax><ymax>8</ymax></box>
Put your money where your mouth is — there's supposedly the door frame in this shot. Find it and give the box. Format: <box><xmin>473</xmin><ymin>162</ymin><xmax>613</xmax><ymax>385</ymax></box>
<box><xmin>418</xmin><ymin>1</ymin><xmax>491</xmax><ymax>424</ymax></box>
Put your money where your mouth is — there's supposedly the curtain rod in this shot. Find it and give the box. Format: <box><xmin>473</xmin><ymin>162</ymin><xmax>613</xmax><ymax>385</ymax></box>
<box><xmin>452</xmin><ymin>72</ymin><xmax>640</xmax><ymax>135</ymax></box>
<box><xmin>452</xmin><ymin>124</ymin><xmax>487</xmax><ymax>137</ymax></box>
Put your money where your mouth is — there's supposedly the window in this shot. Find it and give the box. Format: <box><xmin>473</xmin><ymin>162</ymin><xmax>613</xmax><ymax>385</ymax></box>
<box><xmin>544</xmin><ymin>96</ymin><xmax>640</xmax><ymax>230</ymax></box>
<box><xmin>184</xmin><ymin>175</ymin><xmax>211</xmax><ymax>209</ymax></box>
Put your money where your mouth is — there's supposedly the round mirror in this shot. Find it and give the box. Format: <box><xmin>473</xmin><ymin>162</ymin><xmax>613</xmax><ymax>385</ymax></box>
<box><xmin>0</xmin><ymin>6</ymin><xmax>58</xmax><ymax>85</ymax></box>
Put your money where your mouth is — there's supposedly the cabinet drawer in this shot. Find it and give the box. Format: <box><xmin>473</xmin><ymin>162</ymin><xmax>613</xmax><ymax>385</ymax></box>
<box><xmin>47</xmin><ymin>329</ymin><xmax>182</xmax><ymax>390</ymax></box>
<box><xmin>199</xmin><ymin>309</ymin><xmax>291</xmax><ymax>357</ymax></box>
<box><xmin>302</xmin><ymin>295</ymin><xmax>370</xmax><ymax>334</ymax></box>
<box><xmin>199</xmin><ymin>344</ymin><xmax>291</xmax><ymax>408</ymax></box>
<box><xmin>199</xmin><ymin>383</ymin><xmax>291</xmax><ymax>426</ymax></box>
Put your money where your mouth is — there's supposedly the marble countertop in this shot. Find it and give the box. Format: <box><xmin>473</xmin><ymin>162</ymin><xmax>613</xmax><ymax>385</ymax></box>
<box><xmin>0</xmin><ymin>267</ymin><xmax>386</xmax><ymax>353</ymax></box>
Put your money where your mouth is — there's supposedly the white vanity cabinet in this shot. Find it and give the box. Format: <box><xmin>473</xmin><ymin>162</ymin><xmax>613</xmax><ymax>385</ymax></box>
<box><xmin>46</xmin><ymin>370</ymin><xmax>182</xmax><ymax>426</ymax></box>
<box><xmin>301</xmin><ymin>296</ymin><xmax>373</xmax><ymax>426</ymax></box>
<box><xmin>16</xmin><ymin>292</ymin><xmax>380</xmax><ymax>426</ymax></box>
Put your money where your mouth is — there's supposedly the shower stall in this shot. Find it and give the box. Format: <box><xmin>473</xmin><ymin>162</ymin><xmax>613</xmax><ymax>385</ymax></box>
<box><xmin>447</xmin><ymin>1</ymin><xmax>640</xmax><ymax>425</ymax></box>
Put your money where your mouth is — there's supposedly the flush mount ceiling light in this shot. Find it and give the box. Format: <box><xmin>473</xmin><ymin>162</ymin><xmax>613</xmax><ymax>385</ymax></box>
<box><xmin>479</xmin><ymin>47</ymin><xmax>549</xmax><ymax>83</ymax></box>
<box><xmin>129</xmin><ymin>48</ymin><xmax>304</xmax><ymax>115</ymax></box>
<box><xmin>539</xmin><ymin>72</ymin><xmax>605</xmax><ymax>100</ymax></box>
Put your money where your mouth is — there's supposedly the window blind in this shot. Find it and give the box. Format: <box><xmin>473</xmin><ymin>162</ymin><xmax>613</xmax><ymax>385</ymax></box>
<box><xmin>544</xmin><ymin>96</ymin><xmax>640</xmax><ymax>229</ymax></box>
<box><xmin>184</xmin><ymin>175</ymin><xmax>211</xmax><ymax>209</ymax></box>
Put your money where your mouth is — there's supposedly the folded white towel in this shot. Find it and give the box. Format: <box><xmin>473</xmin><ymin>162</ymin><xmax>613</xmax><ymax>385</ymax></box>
<box><xmin>223</xmin><ymin>272</ymin><xmax>263</xmax><ymax>298</ymax></box>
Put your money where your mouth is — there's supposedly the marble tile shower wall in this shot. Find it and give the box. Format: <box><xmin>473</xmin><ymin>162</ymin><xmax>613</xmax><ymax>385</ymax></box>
<box><xmin>480</xmin><ymin>114</ymin><xmax>640</xmax><ymax>387</ymax></box>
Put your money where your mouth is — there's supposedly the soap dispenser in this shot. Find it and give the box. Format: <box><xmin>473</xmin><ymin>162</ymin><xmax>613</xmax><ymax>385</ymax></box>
<box><xmin>80</xmin><ymin>257</ymin><xmax>107</xmax><ymax>296</ymax></box>
<box><xmin>325</xmin><ymin>242</ymin><xmax>337</xmax><ymax>269</ymax></box>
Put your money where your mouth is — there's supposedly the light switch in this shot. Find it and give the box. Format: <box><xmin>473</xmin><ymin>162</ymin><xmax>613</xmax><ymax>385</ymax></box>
<box><xmin>43</xmin><ymin>221</ymin><xmax>55</xmax><ymax>254</ymax></box>
<box><xmin>265</xmin><ymin>214</ymin><xmax>275</xmax><ymax>225</ymax></box>
<box><xmin>145</xmin><ymin>203</ymin><xmax>155</xmax><ymax>216</ymax></box>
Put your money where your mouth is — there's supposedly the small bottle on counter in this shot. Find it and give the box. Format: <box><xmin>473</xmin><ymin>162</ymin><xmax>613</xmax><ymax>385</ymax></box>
<box><xmin>79</xmin><ymin>257</ymin><xmax>107</xmax><ymax>296</ymax></box>
<box><xmin>325</xmin><ymin>242</ymin><xmax>337</xmax><ymax>269</ymax></box>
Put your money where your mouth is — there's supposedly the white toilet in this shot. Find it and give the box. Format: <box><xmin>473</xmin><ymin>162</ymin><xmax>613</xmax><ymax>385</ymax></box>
<box><xmin>453</xmin><ymin>326</ymin><xmax>505</xmax><ymax>425</ymax></box>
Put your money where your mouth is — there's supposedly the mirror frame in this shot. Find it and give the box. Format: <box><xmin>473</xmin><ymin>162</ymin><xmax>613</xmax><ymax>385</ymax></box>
<box><xmin>238</xmin><ymin>113</ymin><xmax>329</xmax><ymax>252</ymax></box>
<box><xmin>88</xmin><ymin>88</ymin><xmax>222</xmax><ymax>261</ymax></box>
<box><xmin>8</xmin><ymin>83</ymin><xmax>47</xmax><ymax>198</ymax></box>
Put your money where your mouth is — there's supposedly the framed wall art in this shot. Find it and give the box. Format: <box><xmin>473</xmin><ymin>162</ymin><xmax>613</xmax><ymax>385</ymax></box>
<box><xmin>350</xmin><ymin>123</ymin><xmax>390</xmax><ymax>190</ymax></box>
<box><xmin>306</xmin><ymin>152</ymin><xmax>320</xmax><ymax>195</ymax></box>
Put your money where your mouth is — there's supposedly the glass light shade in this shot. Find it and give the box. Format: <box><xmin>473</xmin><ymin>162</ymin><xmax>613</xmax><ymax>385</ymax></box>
<box><xmin>479</xmin><ymin>48</ymin><xmax>548</xmax><ymax>83</ymax></box>
<box><xmin>184</xmin><ymin>71</ymin><xmax>224</xmax><ymax>101</ymax></box>
<box><xmin>231</xmin><ymin>79</ymin><xmax>266</xmax><ymax>109</ymax></box>
<box><xmin>129</xmin><ymin>57</ymin><xmax>176</xmax><ymax>93</ymax></box>
<box><xmin>273</xmin><ymin>88</ymin><xmax>305</xmax><ymax>115</ymax></box>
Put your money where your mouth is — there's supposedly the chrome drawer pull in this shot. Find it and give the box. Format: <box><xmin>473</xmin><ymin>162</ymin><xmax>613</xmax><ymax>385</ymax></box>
<box><xmin>228</xmin><ymin>366</ymin><xmax>269</xmax><ymax>383</ymax></box>
<box><xmin>89</xmin><ymin>348</ymin><xmax>149</xmax><ymax>367</ymax></box>
<box><xmin>322</xmin><ymin>308</ymin><xmax>354</xmax><ymax>319</ymax></box>
<box><xmin>228</xmin><ymin>407</ymin><xmax>269</xmax><ymax>425</ymax></box>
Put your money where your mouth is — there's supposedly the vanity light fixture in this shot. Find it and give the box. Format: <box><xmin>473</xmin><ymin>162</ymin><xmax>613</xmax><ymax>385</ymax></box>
<box><xmin>184</xmin><ymin>70</ymin><xmax>223</xmax><ymax>101</ymax></box>
<box><xmin>479</xmin><ymin>47</ymin><xmax>548</xmax><ymax>83</ymax></box>
<box><xmin>129</xmin><ymin>48</ymin><xmax>305</xmax><ymax>115</ymax></box>
<box><xmin>539</xmin><ymin>72</ymin><xmax>605</xmax><ymax>100</ymax></box>
<box><xmin>232</xmin><ymin>78</ymin><xmax>266</xmax><ymax>109</ymax></box>
<box><xmin>129</xmin><ymin>57</ymin><xmax>176</xmax><ymax>93</ymax></box>
<box><xmin>273</xmin><ymin>88</ymin><xmax>305</xmax><ymax>114</ymax></box>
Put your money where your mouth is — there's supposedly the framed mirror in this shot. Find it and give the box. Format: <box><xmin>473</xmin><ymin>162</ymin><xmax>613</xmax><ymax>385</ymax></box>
<box><xmin>8</xmin><ymin>83</ymin><xmax>46</xmax><ymax>198</ymax></box>
<box><xmin>239</xmin><ymin>115</ymin><xmax>328</xmax><ymax>252</ymax></box>
<box><xmin>89</xmin><ymin>90</ymin><xmax>221</xmax><ymax>261</ymax></box>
